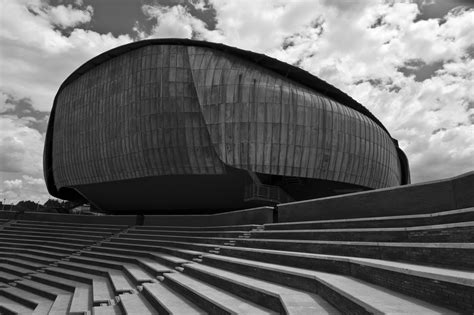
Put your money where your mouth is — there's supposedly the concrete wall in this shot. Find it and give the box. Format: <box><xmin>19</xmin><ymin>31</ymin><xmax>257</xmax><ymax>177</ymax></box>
<box><xmin>0</xmin><ymin>207</ymin><xmax>274</xmax><ymax>226</ymax></box>
<box><xmin>277</xmin><ymin>171</ymin><xmax>474</xmax><ymax>222</ymax></box>
<box><xmin>1</xmin><ymin>172</ymin><xmax>471</xmax><ymax>226</ymax></box>
<box><xmin>144</xmin><ymin>206</ymin><xmax>274</xmax><ymax>226</ymax></box>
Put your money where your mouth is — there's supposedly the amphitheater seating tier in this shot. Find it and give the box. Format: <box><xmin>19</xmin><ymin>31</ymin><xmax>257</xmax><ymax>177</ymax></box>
<box><xmin>0</xmin><ymin>208</ymin><xmax>473</xmax><ymax>314</ymax></box>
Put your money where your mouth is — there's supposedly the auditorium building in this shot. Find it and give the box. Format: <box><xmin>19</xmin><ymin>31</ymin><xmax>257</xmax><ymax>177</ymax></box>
<box><xmin>43</xmin><ymin>39</ymin><xmax>410</xmax><ymax>213</ymax></box>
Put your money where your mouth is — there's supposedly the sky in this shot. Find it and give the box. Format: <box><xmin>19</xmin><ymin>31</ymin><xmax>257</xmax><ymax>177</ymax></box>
<box><xmin>0</xmin><ymin>0</ymin><xmax>473</xmax><ymax>204</ymax></box>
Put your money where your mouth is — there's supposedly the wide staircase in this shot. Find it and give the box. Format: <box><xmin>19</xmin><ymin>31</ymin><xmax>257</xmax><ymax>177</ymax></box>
<box><xmin>0</xmin><ymin>206</ymin><xmax>473</xmax><ymax>314</ymax></box>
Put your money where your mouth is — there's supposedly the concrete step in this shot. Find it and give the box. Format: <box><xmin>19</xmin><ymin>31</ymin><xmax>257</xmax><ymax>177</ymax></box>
<box><xmin>70</xmin><ymin>286</ymin><xmax>92</xmax><ymax>315</ymax></box>
<box><xmin>206</xmin><ymin>251</ymin><xmax>472</xmax><ymax>312</ymax></box>
<box><xmin>30</xmin><ymin>273</ymin><xmax>77</xmax><ymax>291</ymax></box>
<box><xmin>113</xmin><ymin>233</ymin><xmax>227</xmax><ymax>246</ymax></box>
<box><xmin>79</xmin><ymin>251</ymin><xmax>159</xmax><ymax>283</ymax></box>
<box><xmin>14</xmin><ymin>220</ymin><xmax>127</xmax><ymax>230</ymax></box>
<box><xmin>15</xmin><ymin>279</ymin><xmax>72</xmax><ymax>314</ymax></box>
<box><xmin>0</xmin><ymin>263</ymin><xmax>36</xmax><ymax>276</ymax></box>
<box><xmin>0</xmin><ymin>241</ymin><xmax>75</xmax><ymax>256</ymax></box>
<box><xmin>108</xmin><ymin>236</ymin><xmax>223</xmax><ymax>252</ymax></box>
<box><xmin>134</xmin><ymin>224</ymin><xmax>260</xmax><ymax>232</ymax></box>
<box><xmin>201</xmin><ymin>254</ymin><xmax>457</xmax><ymax>314</ymax></box>
<box><xmin>142</xmin><ymin>282</ymin><xmax>205</xmax><ymax>314</ymax></box>
<box><xmin>250</xmin><ymin>221</ymin><xmax>474</xmax><ymax>242</ymax></box>
<box><xmin>29</xmin><ymin>272</ymin><xmax>92</xmax><ymax>314</ymax></box>
<box><xmin>0</xmin><ymin>285</ymin><xmax>53</xmax><ymax>314</ymax></box>
<box><xmin>44</xmin><ymin>266</ymin><xmax>116</xmax><ymax>306</ymax></box>
<box><xmin>0</xmin><ymin>231</ymin><xmax>98</xmax><ymax>244</ymax></box>
<box><xmin>264</xmin><ymin>207</ymin><xmax>474</xmax><ymax>230</ymax></box>
<box><xmin>147</xmin><ymin>252</ymin><xmax>191</xmax><ymax>268</ymax></box>
<box><xmin>123</xmin><ymin>264</ymin><xmax>155</xmax><ymax>284</ymax></box>
<box><xmin>0</xmin><ymin>257</ymin><xmax>45</xmax><ymax>270</ymax></box>
<box><xmin>57</xmin><ymin>260</ymin><xmax>135</xmax><ymax>294</ymax></box>
<box><xmin>92</xmin><ymin>304</ymin><xmax>122</xmax><ymax>315</ymax></box>
<box><xmin>89</xmin><ymin>245</ymin><xmax>189</xmax><ymax>271</ymax></box>
<box><xmin>108</xmin><ymin>236</ymin><xmax>474</xmax><ymax>270</ymax></box>
<box><xmin>0</xmin><ymin>235</ymin><xmax>87</xmax><ymax>249</ymax></box>
<box><xmin>2</xmin><ymin>225</ymin><xmax>112</xmax><ymax>237</ymax></box>
<box><xmin>184</xmin><ymin>262</ymin><xmax>339</xmax><ymax>314</ymax></box>
<box><xmin>232</xmin><ymin>238</ymin><xmax>474</xmax><ymax>269</ymax></box>
<box><xmin>124</xmin><ymin>230</ymin><xmax>245</xmax><ymax>238</ymax></box>
<box><xmin>0</xmin><ymin>294</ymin><xmax>35</xmax><ymax>314</ymax></box>
<box><xmin>0</xmin><ymin>250</ymin><xmax>57</xmax><ymax>265</ymax></box>
<box><xmin>0</xmin><ymin>270</ymin><xmax>21</xmax><ymax>282</ymax></box>
<box><xmin>115</xmin><ymin>223</ymin><xmax>474</xmax><ymax>247</ymax></box>
<box><xmin>101</xmin><ymin>241</ymin><xmax>206</xmax><ymax>261</ymax></box>
<box><xmin>163</xmin><ymin>272</ymin><xmax>276</xmax><ymax>314</ymax></box>
<box><xmin>119</xmin><ymin>293</ymin><xmax>155</xmax><ymax>315</ymax></box>
<box><xmin>69</xmin><ymin>254</ymin><xmax>127</xmax><ymax>270</ymax></box>
<box><xmin>137</xmin><ymin>259</ymin><xmax>173</xmax><ymax>278</ymax></box>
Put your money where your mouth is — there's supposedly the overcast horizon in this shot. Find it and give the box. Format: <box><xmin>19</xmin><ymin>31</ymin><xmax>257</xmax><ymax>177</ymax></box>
<box><xmin>1</xmin><ymin>0</ymin><xmax>473</xmax><ymax>204</ymax></box>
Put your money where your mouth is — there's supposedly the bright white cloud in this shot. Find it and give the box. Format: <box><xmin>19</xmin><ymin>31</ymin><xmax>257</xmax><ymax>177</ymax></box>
<box><xmin>141</xmin><ymin>4</ymin><xmax>222</xmax><ymax>41</ymax></box>
<box><xmin>0</xmin><ymin>0</ymin><xmax>132</xmax><ymax>111</ymax></box>
<box><xmin>1</xmin><ymin>175</ymin><xmax>49</xmax><ymax>204</ymax></box>
<box><xmin>47</xmin><ymin>4</ymin><xmax>94</xmax><ymax>29</ymax></box>
<box><xmin>0</xmin><ymin>115</ymin><xmax>44</xmax><ymax>177</ymax></box>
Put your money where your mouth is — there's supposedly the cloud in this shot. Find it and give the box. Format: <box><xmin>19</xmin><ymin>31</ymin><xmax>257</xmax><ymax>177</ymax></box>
<box><xmin>47</xmin><ymin>4</ymin><xmax>94</xmax><ymax>29</ymax></box>
<box><xmin>25</xmin><ymin>2</ymin><xmax>94</xmax><ymax>29</ymax></box>
<box><xmin>141</xmin><ymin>4</ymin><xmax>222</xmax><ymax>41</ymax></box>
<box><xmin>0</xmin><ymin>92</ymin><xmax>49</xmax><ymax>133</ymax></box>
<box><xmin>0</xmin><ymin>115</ymin><xmax>44</xmax><ymax>177</ymax></box>
<box><xmin>1</xmin><ymin>175</ymin><xmax>49</xmax><ymax>204</ymax></box>
<box><xmin>0</xmin><ymin>0</ymin><xmax>133</xmax><ymax>111</ymax></box>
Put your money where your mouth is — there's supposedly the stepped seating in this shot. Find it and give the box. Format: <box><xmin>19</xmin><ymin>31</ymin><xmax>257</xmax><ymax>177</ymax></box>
<box><xmin>0</xmin><ymin>208</ymin><xmax>472</xmax><ymax>314</ymax></box>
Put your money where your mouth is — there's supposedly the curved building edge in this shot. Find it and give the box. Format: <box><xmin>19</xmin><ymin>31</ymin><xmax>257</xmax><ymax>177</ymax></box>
<box><xmin>43</xmin><ymin>39</ymin><xmax>411</xmax><ymax>207</ymax></box>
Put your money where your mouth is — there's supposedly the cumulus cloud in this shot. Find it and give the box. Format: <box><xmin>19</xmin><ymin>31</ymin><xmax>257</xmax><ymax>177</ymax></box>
<box><xmin>47</xmin><ymin>4</ymin><xmax>94</xmax><ymax>29</ymax></box>
<box><xmin>0</xmin><ymin>115</ymin><xmax>44</xmax><ymax>177</ymax></box>
<box><xmin>0</xmin><ymin>0</ymin><xmax>132</xmax><ymax>111</ymax></box>
<box><xmin>1</xmin><ymin>175</ymin><xmax>49</xmax><ymax>204</ymax></box>
<box><xmin>0</xmin><ymin>106</ymin><xmax>50</xmax><ymax>203</ymax></box>
<box><xmin>141</xmin><ymin>4</ymin><xmax>222</xmax><ymax>41</ymax></box>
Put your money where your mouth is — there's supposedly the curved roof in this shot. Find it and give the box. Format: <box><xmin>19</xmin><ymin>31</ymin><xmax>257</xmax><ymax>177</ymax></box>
<box><xmin>56</xmin><ymin>38</ymin><xmax>390</xmax><ymax>134</ymax></box>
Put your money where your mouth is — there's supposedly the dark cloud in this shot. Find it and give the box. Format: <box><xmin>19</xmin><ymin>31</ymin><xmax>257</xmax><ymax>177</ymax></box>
<box><xmin>398</xmin><ymin>59</ymin><xmax>444</xmax><ymax>82</ymax></box>
<box><xmin>414</xmin><ymin>0</ymin><xmax>474</xmax><ymax>21</ymax></box>
<box><xmin>1</xmin><ymin>95</ymin><xmax>49</xmax><ymax>134</ymax></box>
<box><xmin>370</xmin><ymin>15</ymin><xmax>386</xmax><ymax>29</ymax></box>
<box><xmin>68</xmin><ymin>0</ymin><xmax>217</xmax><ymax>38</ymax></box>
<box><xmin>81</xmin><ymin>0</ymin><xmax>146</xmax><ymax>37</ymax></box>
<box><xmin>432</xmin><ymin>127</ymin><xmax>447</xmax><ymax>134</ymax></box>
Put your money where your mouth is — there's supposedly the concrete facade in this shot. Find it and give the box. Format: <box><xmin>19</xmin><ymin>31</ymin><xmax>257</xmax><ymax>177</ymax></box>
<box><xmin>44</xmin><ymin>39</ymin><xmax>410</xmax><ymax>212</ymax></box>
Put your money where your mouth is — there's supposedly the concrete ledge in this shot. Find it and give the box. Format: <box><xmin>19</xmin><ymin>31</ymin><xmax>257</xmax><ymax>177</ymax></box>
<box><xmin>0</xmin><ymin>207</ymin><xmax>274</xmax><ymax>227</ymax></box>
<box><xmin>12</xmin><ymin>212</ymin><xmax>136</xmax><ymax>225</ymax></box>
<box><xmin>143</xmin><ymin>207</ymin><xmax>274</xmax><ymax>226</ymax></box>
<box><xmin>277</xmin><ymin>171</ymin><xmax>474</xmax><ymax>222</ymax></box>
